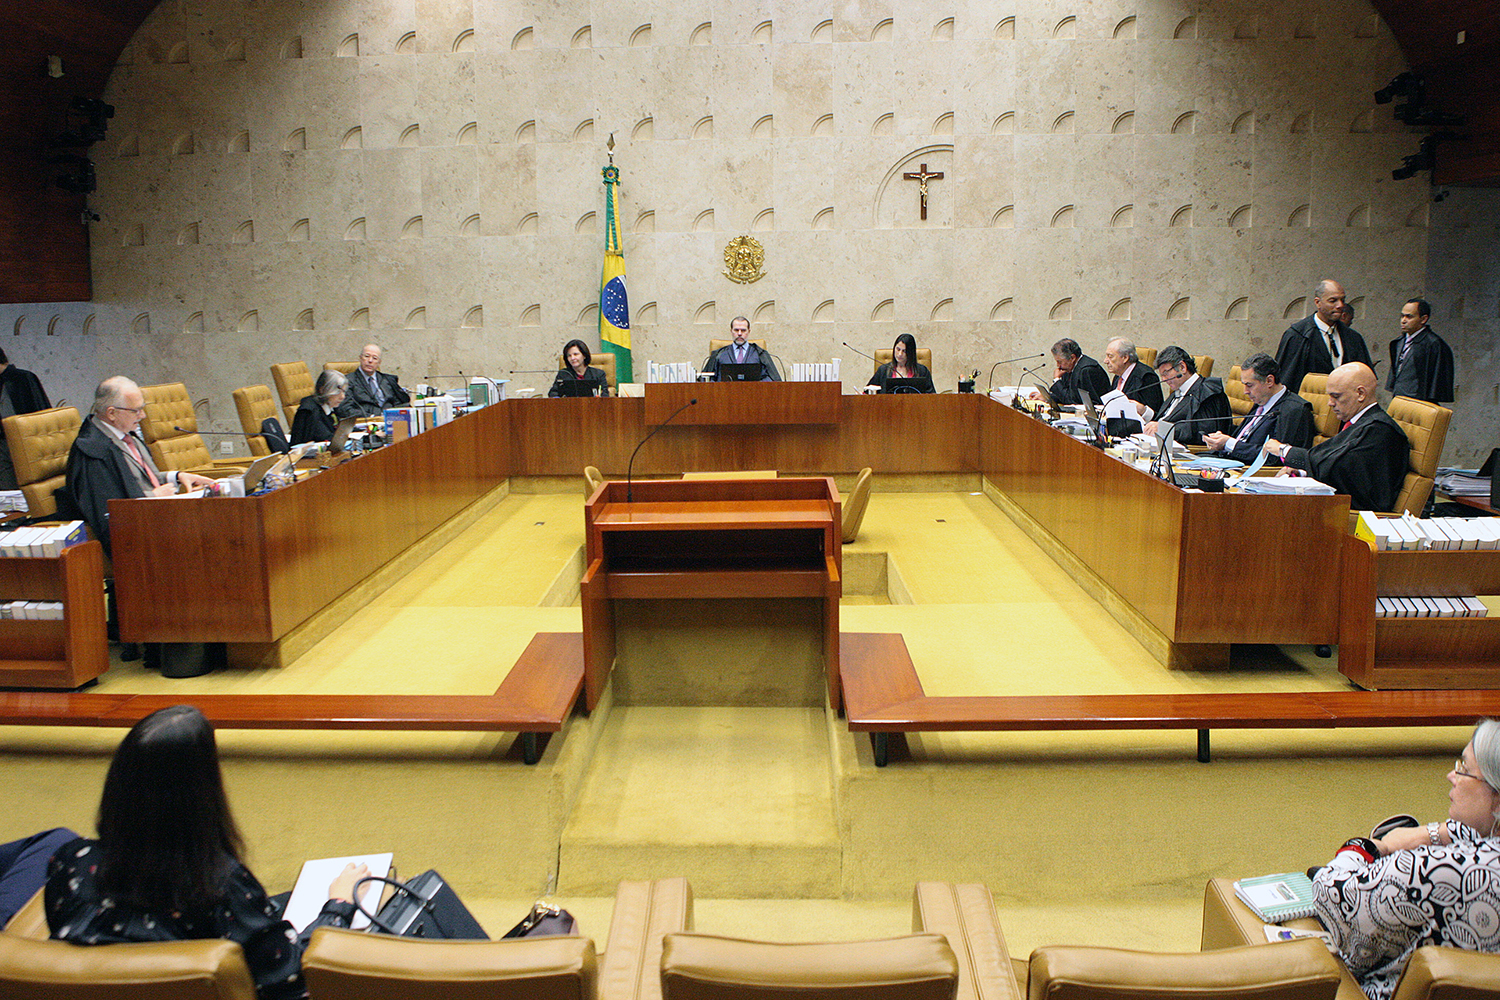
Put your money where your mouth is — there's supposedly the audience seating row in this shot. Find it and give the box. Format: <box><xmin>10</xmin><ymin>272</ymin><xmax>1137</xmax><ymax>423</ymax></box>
<box><xmin>12</xmin><ymin>875</ymin><xmax>1492</xmax><ymax>1000</ymax></box>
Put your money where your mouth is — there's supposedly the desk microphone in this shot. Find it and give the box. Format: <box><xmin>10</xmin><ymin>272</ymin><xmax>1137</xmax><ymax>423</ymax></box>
<box><xmin>626</xmin><ymin>398</ymin><xmax>697</xmax><ymax>503</ymax></box>
<box><xmin>175</xmin><ymin>426</ymin><xmax>253</xmax><ymax>438</ymax></box>
<box><xmin>986</xmin><ymin>353</ymin><xmax>1045</xmax><ymax>392</ymax></box>
<box><xmin>841</xmin><ymin>342</ymin><xmax>877</xmax><ymax>363</ymax></box>
<box><xmin>509</xmin><ymin>369</ymin><xmax>560</xmax><ymax>375</ymax></box>
<box><xmin>424</xmin><ymin>371</ymin><xmax>464</xmax><ymax>380</ymax></box>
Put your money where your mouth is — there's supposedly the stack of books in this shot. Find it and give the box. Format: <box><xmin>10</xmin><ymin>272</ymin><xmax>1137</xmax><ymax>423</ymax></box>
<box><xmin>1356</xmin><ymin>511</ymin><xmax>1500</xmax><ymax>551</ymax></box>
<box><xmin>1377</xmin><ymin>596</ymin><xmax>1489</xmax><ymax>618</ymax></box>
<box><xmin>0</xmin><ymin>522</ymin><xmax>87</xmax><ymax>558</ymax></box>
<box><xmin>0</xmin><ymin>601</ymin><xmax>65</xmax><ymax>619</ymax></box>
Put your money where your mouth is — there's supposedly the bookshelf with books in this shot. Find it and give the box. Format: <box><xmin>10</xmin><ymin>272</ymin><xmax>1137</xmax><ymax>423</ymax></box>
<box><xmin>0</xmin><ymin>539</ymin><xmax>107</xmax><ymax>689</ymax></box>
<box><xmin>1339</xmin><ymin>530</ymin><xmax>1500</xmax><ymax>690</ymax></box>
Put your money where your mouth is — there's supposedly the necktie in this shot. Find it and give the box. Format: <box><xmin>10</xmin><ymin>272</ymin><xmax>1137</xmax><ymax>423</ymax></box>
<box><xmin>735</xmin><ymin>345</ymin><xmax>746</xmax><ymax>365</ymax></box>
<box><xmin>368</xmin><ymin>371</ymin><xmax>381</xmax><ymax>401</ymax></box>
<box><xmin>1237</xmin><ymin>404</ymin><xmax>1265</xmax><ymax>442</ymax></box>
<box><xmin>1339</xmin><ymin>420</ymin><xmax>1351</xmax><ymax>433</ymax></box>
<box><xmin>122</xmin><ymin>434</ymin><xmax>160</xmax><ymax>488</ymax></box>
<box><xmin>1398</xmin><ymin>337</ymin><xmax>1413</xmax><ymax>367</ymax></box>
<box><xmin>1113</xmin><ymin>374</ymin><xmax>1123</xmax><ymax>391</ymax></box>
<box><xmin>1326</xmin><ymin>328</ymin><xmax>1340</xmax><ymax>366</ymax></box>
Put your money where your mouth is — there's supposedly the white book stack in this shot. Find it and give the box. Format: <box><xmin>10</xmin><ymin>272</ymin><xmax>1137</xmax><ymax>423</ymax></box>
<box><xmin>0</xmin><ymin>600</ymin><xmax>65</xmax><ymax>620</ymax></box>
<box><xmin>647</xmin><ymin>361</ymin><xmax>697</xmax><ymax>383</ymax></box>
<box><xmin>0</xmin><ymin>522</ymin><xmax>86</xmax><ymax>558</ymax></box>
<box><xmin>1377</xmin><ymin>596</ymin><xmax>1488</xmax><ymax>619</ymax></box>
<box><xmin>789</xmin><ymin>360</ymin><xmax>842</xmax><ymax>382</ymax></box>
<box><xmin>1357</xmin><ymin>512</ymin><xmax>1500</xmax><ymax>552</ymax></box>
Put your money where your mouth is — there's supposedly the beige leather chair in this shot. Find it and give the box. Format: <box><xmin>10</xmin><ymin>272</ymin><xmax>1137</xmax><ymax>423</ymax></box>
<box><xmin>1202</xmin><ymin>877</ymin><xmax>1500</xmax><ymax>1000</ymax></box>
<box><xmin>0</xmin><ymin>931</ymin><xmax>258</xmax><ymax>1000</ymax></box>
<box><xmin>600</xmin><ymin>877</ymin><xmax>695</xmax><ymax>1000</ymax></box>
<box><xmin>1136</xmin><ymin>347</ymin><xmax>1158</xmax><ymax>368</ymax></box>
<box><xmin>708</xmin><ymin>338</ymin><xmax>768</xmax><ymax>356</ymax></box>
<box><xmin>842</xmin><ymin>467</ymin><xmax>873</xmax><ymax>544</ymax></box>
<box><xmin>873</xmin><ymin>348</ymin><xmax>934</xmax><ymax>372</ymax></box>
<box><xmin>302</xmin><ymin>927</ymin><xmax>597</xmax><ymax>1000</ymax></box>
<box><xmin>1223</xmin><ymin>366</ymin><xmax>1253</xmax><ymax>423</ymax></box>
<box><xmin>270</xmin><ymin>361</ymin><xmax>314</xmax><ymax>428</ymax></box>
<box><xmin>1297</xmin><ymin>373</ymin><xmax>1340</xmax><ymax>443</ymax></box>
<box><xmin>231</xmin><ymin>385</ymin><xmax>283</xmax><ymax>457</ymax></box>
<box><xmin>1195</xmin><ymin>355</ymin><xmax>1215</xmax><ymax>378</ymax></box>
<box><xmin>2</xmin><ymin>405</ymin><xmax>81</xmax><ymax>519</ymax></box>
<box><xmin>1386</xmin><ymin>395</ymin><xmax>1452</xmax><ymax>515</ymax></box>
<box><xmin>324</xmin><ymin>361</ymin><xmax>360</xmax><ymax>376</ymax></box>
<box><xmin>585</xmin><ymin>465</ymin><xmax>604</xmax><ymax>498</ymax></box>
<box><xmin>138</xmin><ymin>383</ymin><xmax>245</xmax><ymax>474</ymax></box>
<box><xmin>559</xmin><ymin>351</ymin><xmax>618</xmax><ymax>392</ymax></box>
<box><xmin>1390</xmin><ymin>945</ymin><xmax>1500</xmax><ymax>1000</ymax></box>
<box><xmin>659</xmin><ymin>932</ymin><xmax>958</xmax><ymax>1000</ymax></box>
<box><xmin>1027</xmin><ymin>939</ymin><xmax>1342</xmax><ymax>1000</ymax></box>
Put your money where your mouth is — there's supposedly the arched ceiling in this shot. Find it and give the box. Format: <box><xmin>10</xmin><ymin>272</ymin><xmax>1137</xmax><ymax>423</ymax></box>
<box><xmin>0</xmin><ymin>0</ymin><xmax>1495</xmax><ymax>303</ymax></box>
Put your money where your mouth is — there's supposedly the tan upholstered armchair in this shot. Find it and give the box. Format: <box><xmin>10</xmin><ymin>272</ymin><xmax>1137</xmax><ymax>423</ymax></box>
<box><xmin>324</xmin><ymin>361</ymin><xmax>360</xmax><ymax>375</ymax></box>
<box><xmin>138</xmin><ymin>383</ymin><xmax>246</xmax><ymax>475</ymax></box>
<box><xmin>302</xmin><ymin>928</ymin><xmax>597</xmax><ymax>1000</ymax></box>
<box><xmin>2</xmin><ymin>405</ymin><xmax>81</xmax><ymax>519</ymax></box>
<box><xmin>874</xmin><ymin>347</ymin><xmax>934</xmax><ymax>372</ymax></box>
<box><xmin>270</xmin><ymin>361</ymin><xmax>314</xmax><ymax>428</ymax></box>
<box><xmin>0</xmin><ymin>931</ymin><xmax>257</xmax><ymax>1000</ymax></box>
<box><xmin>1223</xmin><ymin>366</ymin><xmax>1253</xmax><ymax>422</ymax></box>
<box><xmin>558</xmin><ymin>351</ymin><xmax>618</xmax><ymax>391</ymax></box>
<box><xmin>1386</xmin><ymin>395</ymin><xmax>1451</xmax><ymax>515</ymax></box>
<box><xmin>1297</xmin><ymin>373</ymin><xmax>1340</xmax><ymax>443</ymax></box>
<box><xmin>659</xmin><ymin>932</ymin><xmax>959</xmax><ymax>1000</ymax></box>
<box><xmin>1026</xmin><ymin>940</ymin><xmax>1341</xmax><ymax>1000</ymax></box>
<box><xmin>231</xmin><ymin>385</ymin><xmax>284</xmax><ymax>457</ymax></box>
<box><xmin>707</xmin><ymin>338</ymin><xmax>768</xmax><ymax>355</ymax></box>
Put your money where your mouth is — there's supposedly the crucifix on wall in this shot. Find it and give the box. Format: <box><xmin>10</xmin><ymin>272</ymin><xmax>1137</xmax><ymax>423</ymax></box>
<box><xmin>902</xmin><ymin>163</ymin><xmax>944</xmax><ymax>220</ymax></box>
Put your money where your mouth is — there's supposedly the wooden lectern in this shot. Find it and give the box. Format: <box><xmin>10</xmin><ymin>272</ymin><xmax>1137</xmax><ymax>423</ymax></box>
<box><xmin>580</xmin><ymin>477</ymin><xmax>843</xmax><ymax>711</ymax></box>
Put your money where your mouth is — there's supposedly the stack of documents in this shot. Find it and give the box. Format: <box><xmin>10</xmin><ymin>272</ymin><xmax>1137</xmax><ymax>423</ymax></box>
<box><xmin>1437</xmin><ymin>469</ymin><xmax>1492</xmax><ymax>498</ymax></box>
<box><xmin>0</xmin><ymin>491</ymin><xmax>25</xmax><ymax>513</ymax></box>
<box><xmin>1236</xmin><ymin>475</ymin><xmax>1336</xmax><ymax>495</ymax></box>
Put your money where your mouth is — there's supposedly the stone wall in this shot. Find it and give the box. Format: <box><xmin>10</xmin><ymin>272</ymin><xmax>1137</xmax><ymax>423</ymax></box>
<box><xmin>0</xmin><ymin>0</ymin><xmax>1444</xmax><ymax>449</ymax></box>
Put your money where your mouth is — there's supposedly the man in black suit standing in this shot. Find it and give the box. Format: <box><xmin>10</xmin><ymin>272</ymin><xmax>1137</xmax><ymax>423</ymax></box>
<box><xmin>702</xmin><ymin>317</ymin><xmax>781</xmax><ymax>381</ymax></box>
<box><xmin>1203</xmin><ymin>353</ymin><xmax>1314</xmax><ymax>465</ymax></box>
<box><xmin>1042</xmin><ymin>337</ymin><xmax>1109</xmax><ymax>405</ymax></box>
<box><xmin>1103</xmin><ymin>337</ymin><xmax>1163</xmax><ymax>415</ymax></box>
<box><xmin>1273</xmin><ymin>279</ymin><xmax>1372</xmax><ymax>392</ymax></box>
<box><xmin>1387</xmin><ymin>297</ymin><xmax>1454</xmax><ymax>405</ymax></box>
<box><xmin>1265</xmin><ymin>362</ymin><xmax>1409</xmax><ymax>512</ymax></box>
<box><xmin>1142</xmin><ymin>346</ymin><xmax>1232</xmax><ymax>445</ymax></box>
<box><xmin>338</xmin><ymin>343</ymin><xmax>410</xmax><ymax>418</ymax></box>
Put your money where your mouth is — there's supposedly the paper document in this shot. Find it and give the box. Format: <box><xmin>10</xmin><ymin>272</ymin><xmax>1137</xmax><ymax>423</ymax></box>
<box><xmin>284</xmin><ymin>852</ymin><xmax>393</xmax><ymax>932</ymax></box>
<box><xmin>1226</xmin><ymin>446</ymin><xmax>1269</xmax><ymax>487</ymax></box>
<box><xmin>1100</xmin><ymin>389</ymin><xmax>1147</xmax><ymax>428</ymax></box>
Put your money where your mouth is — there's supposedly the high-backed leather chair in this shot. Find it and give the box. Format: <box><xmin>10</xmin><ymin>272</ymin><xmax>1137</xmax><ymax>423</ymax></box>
<box><xmin>2</xmin><ymin>405</ymin><xmax>81</xmax><ymax>519</ymax></box>
<box><xmin>138</xmin><ymin>383</ymin><xmax>244</xmax><ymax>474</ymax></box>
<box><xmin>231</xmin><ymin>385</ymin><xmax>283</xmax><ymax>457</ymax></box>
<box><xmin>659</xmin><ymin>932</ymin><xmax>958</xmax><ymax>1000</ymax></box>
<box><xmin>0</xmin><ymin>931</ymin><xmax>258</xmax><ymax>1000</ymax></box>
<box><xmin>1223</xmin><ymin>366</ymin><xmax>1252</xmax><ymax>422</ymax></box>
<box><xmin>843</xmin><ymin>467</ymin><xmax>873</xmax><ymax>544</ymax></box>
<box><xmin>558</xmin><ymin>351</ymin><xmax>618</xmax><ymax>392</ymax></box>
<box><xmin>1386</xmin><ymin>395</ymin><xmax>1451</xmax><ymax>515</ymax></box>
<box><xmin>707</xmin><ymin>338</ymin><xmax>768</xmax><ymax>355</ymax></box>
<box><xmin>1297</xmin><ymin>373</ymin><xmax>1340</xmax><ymax>442</ymax></box>
<box><xmin>873</xmin><ymin>348</ymin><xmax>934</xmax><ymax>372</ymax></box>
<box><xmin>1136</xmin><ymin>348</ymin><xmax>1157</xmax><ymax>368</ymax></box>
<box><xmin>270</xmin><ymin>362</ymin><xmax>314</xmax><ymax>428</ymax></box>
<box><xmin>1195</xmin><ymin>355</ymin><xmax>1214</xmax><ymax>378</ymax></box>
<box><xmin>301</xmin><ymin>927</ymin><xmax>597</xmax><ymax>1000</ymax></box>
<box><xmin>1027</xmin><ymin>940</ymin><xmax>1342</xmax><ymax>1000</ymax></box>
<box><xmin>324</xmin><ymin>361</ymin><xmax>360</xmax><ymax>375</ymax></box>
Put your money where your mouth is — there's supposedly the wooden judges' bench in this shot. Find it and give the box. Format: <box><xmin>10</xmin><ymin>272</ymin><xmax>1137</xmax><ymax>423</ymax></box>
<box><xmin>0</xmin><ymin>386</ymin><xmax>1472</xmax><ymax>762</ymax></box>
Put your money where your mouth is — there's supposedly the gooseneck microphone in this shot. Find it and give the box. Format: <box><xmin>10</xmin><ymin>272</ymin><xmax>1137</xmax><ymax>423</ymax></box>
<box><xmin>626</xmin><ymin>398</ymin><xmax>698</xmax><ymax>503</ymax></box>
<box><xmin>986</xmin><ymin>353</ymin><xmax>1045</xmax><ymax>392</ymax></box>
<box><xmin>841</xmin><ymin>342</ymin><xmax>877</xmax><ymax>363</ymax></box>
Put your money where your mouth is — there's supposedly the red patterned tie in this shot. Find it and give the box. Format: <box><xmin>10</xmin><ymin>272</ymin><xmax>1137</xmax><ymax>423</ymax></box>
<box><xmin>122</xmin><ymin>434</ymin><xmax>160</xmax><ymax>488</ymax></box>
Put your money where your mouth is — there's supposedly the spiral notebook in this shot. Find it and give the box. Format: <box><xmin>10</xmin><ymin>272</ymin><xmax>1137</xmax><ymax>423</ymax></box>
<box><xmin>1234</xmin><ymin>871</ymin><xmax>1318</xmax><ymax>922</ymax></box>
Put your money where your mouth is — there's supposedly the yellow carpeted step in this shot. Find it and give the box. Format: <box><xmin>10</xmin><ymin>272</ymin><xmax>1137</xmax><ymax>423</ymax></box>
<box><xmin>558</xmin><ymin>706</ymin><xmax>840</xmax><ymax>897</ymax></box>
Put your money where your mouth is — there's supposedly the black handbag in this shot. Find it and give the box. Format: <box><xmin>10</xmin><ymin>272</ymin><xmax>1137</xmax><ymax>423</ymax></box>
<box><xmin>502</xmin><ymin>900</ymin><xmax>577</xmax><ymax>938</ymax></box>
<box><xmin>353</xmin><ymin>870</ymin><xmax>488</xmax><ymax>940</ymax></box>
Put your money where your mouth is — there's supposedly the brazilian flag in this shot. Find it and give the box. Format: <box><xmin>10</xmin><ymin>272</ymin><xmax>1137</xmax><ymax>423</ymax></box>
<box><xmin>599</xmin><ymin>163</ymin><xmax>631</xmax><ymax>383</ymax></box>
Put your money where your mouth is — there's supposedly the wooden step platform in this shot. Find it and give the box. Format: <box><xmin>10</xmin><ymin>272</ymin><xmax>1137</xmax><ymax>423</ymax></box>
<box><xmin>840</xmin><ymin>632</ymin><xmax>1500</xmax><ymax>766</ymax></box>
<box><xmin>0</xmin><ymin>632</ymin><xmax>585</xmax><ymax>765</ymax></box>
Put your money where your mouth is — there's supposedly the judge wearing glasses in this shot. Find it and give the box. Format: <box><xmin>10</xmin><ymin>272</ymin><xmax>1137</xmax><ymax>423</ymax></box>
<box><xmin>65</xmin><ymin>376</ymin><xmax>215</xmax><ymax>555</ymax></box>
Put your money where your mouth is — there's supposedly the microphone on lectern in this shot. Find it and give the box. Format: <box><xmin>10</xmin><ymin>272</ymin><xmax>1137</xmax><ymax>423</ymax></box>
<box><xmin>841</xmin><ymin>342</ymin><xmax>877</xmax><ymax>363</ymax></box>
<box><xmin>626</xmin><ymin>398</ymin><xmax>698</xmax><ymax>503</ymax></box>
<box><xmin>986</xmin><ymin>353</ymin><xmax>1045</xmax><ymax>392</ymax></box>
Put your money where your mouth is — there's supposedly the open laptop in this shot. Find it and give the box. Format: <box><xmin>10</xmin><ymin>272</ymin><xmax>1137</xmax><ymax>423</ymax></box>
<box><xmin>1077</xmin><ymin>389</ymin><xmax>1108</xmax><ymax>445</ymax></box>
<box><xmin>881</xmin><ymin>378</ymin><xmax>924</xmax><ymax>394</ymax></box>
<box><xmin>328</xmin><ymin>415</ymin><xmax>360</xmax><ymax>454</ymax></box>
<box><xmin>717</xmin><ymin>363</ymin><xmax>762</xmax><ymax>382</ymax></box>
<box><xmin>554</xmin><ymin>377</ymin><xmax>601</xmax><ymax>397</ymax></box>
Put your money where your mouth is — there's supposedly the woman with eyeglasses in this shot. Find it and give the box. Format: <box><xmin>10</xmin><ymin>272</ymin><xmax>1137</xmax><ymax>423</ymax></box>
<box><xmin>1313</xmin><ymin>719</ymin><xmax>1500</xmax><ymax>1000</ymax></box>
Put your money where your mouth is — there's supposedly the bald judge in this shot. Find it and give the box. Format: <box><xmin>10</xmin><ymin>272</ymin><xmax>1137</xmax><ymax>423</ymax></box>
<box><xmin>1264</xmin><ymin>362</ymin><xmax>1409</xmax><ymax>512</ymax></box>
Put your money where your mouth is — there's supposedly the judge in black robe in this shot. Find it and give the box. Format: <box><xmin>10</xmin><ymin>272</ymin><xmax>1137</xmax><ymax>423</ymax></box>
<box><xmin>1209</xmin><ymin>387</ymin><xmax>1315</xmax><ymax>465</ymax></box>
<box><xmin>1145</xmin><ymin>347</ymin><xmax>1232</xmax><ymax>445</ymax></box>
<box><xmin>1115</xmin><ymin>360</ymin><xmax>1163</xmax><ymax>415</ymax></box>
<box><xmin>1275</xmin><ymin>314</ymin><xmax>1372</xmax><ymax>393</ymax></box>
<box><xmin>1046</xmin><ymin>338</ymin><xmax>1110</xmax><ymax>405</ymax></box>
<box><xmin>0</xmin><ymin>352</ymin><xmax>51</xmax><ymax>489</ymax></box>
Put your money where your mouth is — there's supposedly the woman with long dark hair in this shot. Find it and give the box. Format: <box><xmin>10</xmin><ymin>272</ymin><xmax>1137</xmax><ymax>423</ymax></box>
<box><xmin>865</xmin><ymin>332</ymin><xmax>935</xmax><ymax>393</ymax></box>
<box><xmin>46</xmin><ymin>705</ymin><xmax>366</xmax><ymax>1000</ymax></box>
<box><xmin>549</xmin><ymin>339</ymin><xmax>611</xmax><ymax>396</ymax></box>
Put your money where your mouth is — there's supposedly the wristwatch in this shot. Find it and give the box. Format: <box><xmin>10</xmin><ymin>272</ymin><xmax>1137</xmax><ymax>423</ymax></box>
<box><xmin>1428</xmin><ymin>821</ymin><xmax>1442</xmax><ymax>846</ymax></box>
